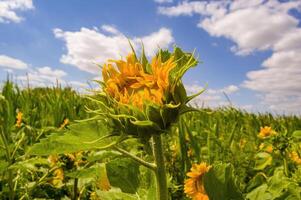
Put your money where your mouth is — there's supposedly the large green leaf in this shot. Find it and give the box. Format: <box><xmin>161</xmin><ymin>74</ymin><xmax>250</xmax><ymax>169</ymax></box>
<box><xmin>106</xmin><ymin>158</ymin><xmax>140</xmax><ymax>194</ymax></box>
<box><xmin>96</xmin><ymin>188</ymin><xmax>138</xmax><ymax>200</ymax></box>
<box><xmin>246</xmin><ymin>168</ymin><xmax>301</xmax><ymax>200</ymax></box>
<box><xmin>246</xmin><ymin>184</ymin><xmax>272</xmax><ymax>200</ymax></box>
<box><xmin>9</xmin><ymin>157</ymin><xmax>48</xmax><ymax>171</ymax></box>
<box><xmin>204</xmin><ymin>163</ymin><xmax>243</xmax><ymax>200</ymax></box>
<box><xmin>0</xmin><ymin>160</ymin><xmax>8</xmax><ymax>173</ymax></box>
<box><xmin>66</xmin><ymin>164</ymin><xmax>104</xmax><ymax>179</ymax></box>
<box><xmin>254</xmin><ymin>152</ymin><xmax>272</xmax><ymax>170</ymax></box>
<box><xmin>28</xmin><ymin>121</ymin><xmax>119</xmax><ymax>155</ymax></box>
<box><xmin>291</xmin><ymin>130</ymin><xmax>301</xmax><ymax>141</ymax></box>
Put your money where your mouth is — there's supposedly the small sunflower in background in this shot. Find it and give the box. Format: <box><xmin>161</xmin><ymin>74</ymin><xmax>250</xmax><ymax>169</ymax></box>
<box><xmin>16</xmin><ymin>111</ymin><xmax>23</xmax><ymax>128</ymax></box>
<box><xmin>184</xmin><ymin>162</ymin><xmax>210</xmax><ymax>200</ymax></box>
<box><xmin>60</xmin><ymin>118</ymin><xmax>69</xmax><ymax>129</ymax></box>
<box><xmin>290</xmin><ymin>151</ymin><xmax>301</xmax><ymax>165</ymax></box>
<box><xmin>258</xmin><ymin>126</ymin><xmax>276</xmax><ymax>139</ymax></box>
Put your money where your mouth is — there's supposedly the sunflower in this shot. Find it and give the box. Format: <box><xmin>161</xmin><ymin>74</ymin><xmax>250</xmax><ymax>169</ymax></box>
<box><xmin>95</xmin><ymin>47</ymin><xmax>199</xmax><ymax>137</ymax></box>
<box><xmin>258</xmin><ymin>126</ymin><xmax>276</xmax><ymax>139</ymax></box>
<box><xmin>102</xmin><ymin>53</ymin><xmax>176</xmax><ymax>109</ymax></box>
<box><xmin>16</xmin><ymin>111</ymin><xmax>23</xmax><ymax>127</ymax></box>
<box><xmin>290</xmin><ymin>151</ymin><xmax>301</xmax><ymax>165</ymax></box>
<box><xmin>184</xmin><ymin>163</ymin><xmax>210</xmax><ymax>200</ymax></box>
<box><xmin>60</xmin><ymin>118</ymin><xmax>69</xmax><ymax>129</ymax></box>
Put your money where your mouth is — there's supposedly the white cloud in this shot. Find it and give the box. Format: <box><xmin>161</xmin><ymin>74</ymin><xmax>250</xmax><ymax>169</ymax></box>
<box><xmin>223</xmin><ymin>85</ymin><xmax>239</xmax><ymax>94</ymax></box>
<box><xmin>159</xmin><ymin>0</ymin><xmax>301</xmax><ymax>55</ymax></box>
<box><xmin>185</xmin><ymin>84</ymin><xmax>239</xmax><ymax>108</ymax></box>
<box><xmin>154</xmin><ymin>0</ymin><xmax>173</xmax><ymax>4</ymax></box>
<box><xmin>138</xmin><ymin>27</ymin><xmax>174</xmax><ymax>56</ymax></box>
<box><xmin>17</xmin><ymin>66</ymin><xmax>67</xmax><ymax>87</ymax></box>
<box><xmin>0</xmin><ymin>0</ymin><xmax>34</xmax><ymax>23</ymax></box>
<box><xmin>54</xmin><ymin>26</ymin><xmax>174</xmax><ymax>74</ymax></box>
<box><xmin>159</xmin><ymin>0</ymin><xmax>301</xmax><ymax>114</ymax></box>
<box><xmin>0</xmin><ymin>55</ymin><xmax>28</xmax><ymax>69</ymax></box>
<box><xmin>100</xmin><ymin>24</ymin><xmax>120</xmax><ymax>35</ymax></box>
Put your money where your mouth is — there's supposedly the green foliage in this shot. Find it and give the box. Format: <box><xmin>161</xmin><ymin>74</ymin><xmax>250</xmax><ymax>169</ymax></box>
<box><xmin>254</xmin><ymin>152</ymin><xmax>273</xmax><ymax>170</ymax></box>
<box><xmin>204</xmin><ymin>163</ymin><xmax>244</xmax><ymax>200</ymax></box>
<box><xmin>106</xmin><ymin>158</ymin><xmax>140</xmax><ymax>194</ymax></box>
<box><xmin>96</xmin><ymin>188</ymin><xmax>138</xmax><ymax>200</ymax></box>
<box><xmin>1</xmin><ymin>81</ymin><xmax>301</xmax><ymax>199</ymax></box>
<box><xmin>246</xmin><ymin>168</ymin><xmax>301</xmax><ymax>200</ymax></box>
<box><xmin>28</xmin><ymin>121</ymin><xmax>118</xmax><ymax>155</ymax></box>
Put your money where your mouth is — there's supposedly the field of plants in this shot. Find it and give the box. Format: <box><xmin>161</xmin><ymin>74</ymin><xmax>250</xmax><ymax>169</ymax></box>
<box><xmin>1</xmin><ymin>47</ymin><xmax>301</xmax><ymax>200</ymax></box>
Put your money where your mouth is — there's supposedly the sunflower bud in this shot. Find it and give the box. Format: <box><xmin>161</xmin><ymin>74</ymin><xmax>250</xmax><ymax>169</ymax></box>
<box><xmin>94</xmin><ymin>46</ymin><xmax>201</xmax><ymax>139</ymax></box>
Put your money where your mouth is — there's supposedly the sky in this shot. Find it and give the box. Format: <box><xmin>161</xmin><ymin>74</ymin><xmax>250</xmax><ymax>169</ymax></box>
<box><xmin>0</xmin><ymin>0</ymin><xmax>301</xmax><ymax>115</ymax></box>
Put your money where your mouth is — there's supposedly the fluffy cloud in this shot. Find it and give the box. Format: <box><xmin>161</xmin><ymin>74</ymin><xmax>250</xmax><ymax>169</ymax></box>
<box><xmin>185</xmin><ymin>84</ymin><xmax>239</xmax><ymax>108</ymax></box>
<box><xmin>0</xmin><ymin>55</ymin><xmax>28</xmax><ymax>69</ymax></box>
<box><xmin>154</xmin><ymin>0</ymin><xmax>173</xmax><ymax>4</ymax></box>
<box><xmin>17</xmin><ymin>66</ymin><xmax>67</xmax><ymax>87</ymax></box>
<box><xmin>159</xmin><ymin>0</ymin><xmax>301</xmax><ymax>114</ymax></box>
<box><xmin>159</xmin><ymin>0</ymin><xmax>301</xmax><ymax>55</ymax></box>
<box><xmin>0</xmin><ymin>0</ymin><xmax>34</xmax><ymax>23</ymax></box>
<box><xmin>54</xmin><ymin>25</ymin><xmax>174</xmax><ymax>74</ymax></box>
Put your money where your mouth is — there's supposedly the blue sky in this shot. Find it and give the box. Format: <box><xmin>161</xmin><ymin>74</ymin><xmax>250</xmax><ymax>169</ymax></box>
<box><xmin>0</xmin><ymin>0</ymin><xmax>301</xmax><ymax>114</ymax></box>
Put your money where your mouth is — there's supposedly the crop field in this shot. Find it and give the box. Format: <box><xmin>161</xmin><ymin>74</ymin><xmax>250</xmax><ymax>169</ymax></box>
<box><xmin>1</xmin><ymin>55</ymin><xmax>301</xmax><ymax>200</ymax></box>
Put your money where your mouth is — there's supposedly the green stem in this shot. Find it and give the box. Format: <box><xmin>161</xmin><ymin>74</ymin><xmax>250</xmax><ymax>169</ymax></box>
<box><xmin>283</xmin><ymin>156</ymin><xmax>289</xmax><ymax>177</ymax></box>
<box><xmin>152</xmin><ymin>134</ymin><xmax>168</xmax><ymax>200</ymax></box>
<box><xmin>73</xmin><ymin>178</ymin><xmax>78</xmax><ymax>200</ymax></box>
<box><xmin>113</xmin><ymin>146</ymin><xmax>156</xmax><ymax>171</ymax></box>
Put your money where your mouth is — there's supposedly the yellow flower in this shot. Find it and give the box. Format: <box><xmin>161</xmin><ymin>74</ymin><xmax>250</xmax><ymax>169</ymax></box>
<box><xmin>48</xmin><ymin>155</ymin><xmax>59</xmax><ymax>167</ymax></box>
<box><xmin>239</xmin><ymin>139</ymin><xmax>247</xmax><ymax>149</ymax></box>
<box><xmin>54</xmin><ymin>168</ymin><xmax>64</xmax><ymax>180</ymax></box>
<box><xmin>95</xmin><ymin>47</ymin><xmax>199</xmax><ymax>137</ymax></box>
<box><xmin>65</xmin><ymin>151</ymin><xmax>86</xmax><ymax>167</ymax></box>
<box><xmin>52</xmin><ymin>168</ymin><xmax>64</xmax><ymax>186</ymax></box>
<box><xmin>60</xmin><ymin>118</ymin><xmax>69</xmax><ymax>129</ymax></box>
<box><xmin>102</xmin><ymin>53</ymin><xmax>176</xmax><ymax>109</ymax></box>
<box><xmin>184</xmin><ymin>163</ymin><xmax>210</xmax><ymax>200</ymax></box>
<box><xmin>258</xmin><ymin>126</ymin><xmax>276</xmax><ymax>139</ymax></box>
<box><xmin>258</xmin><ymin>143</ymin><xmax>273</xmax><ymax>153</ymax></box>
<box><xmin>266</xmin><ymin>145</ymin><xmax>273</xmax><ymax>153</ymax></box>
<box><xmin>290</xmin><ymin>151</ymin><xmax>301</xmax><ymax>165</ymax></box>
<box><xmin>188</xmin><ymin>149</ymin><xmax>193</xmax><ymax>158</ymax></box>
<box><xmin>90</xmin><ymin>192</ymin><xmax>99</xmax><ymax>200</ymax></box>
<box><xmin>16</xmin><ymin>111</ymin><xmax>22</xmax><ymax>128</ymax></box>
<box><xmin>259</xmin><ymin>143</ymin><xmax>265</xmax><ymax>150</ymax></box>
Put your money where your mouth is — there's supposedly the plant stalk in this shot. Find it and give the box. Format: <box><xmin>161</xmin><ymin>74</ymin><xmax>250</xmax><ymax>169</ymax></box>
<box><xmin>152</xmin><ymin>134</ymin><xmax>168</xmax><ymax>200</ymax></box>
<box><xmin>73</xmin><ymin>178</ymin><xmax>78</xmax><ymax>200</ymax></box>
<box><xmin>113</xmin><ymin>146</ymin><xmax>156</xmax><ymax>171</ymax></box>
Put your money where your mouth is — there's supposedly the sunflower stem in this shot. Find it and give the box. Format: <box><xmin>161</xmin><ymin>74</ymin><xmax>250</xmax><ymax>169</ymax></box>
<box><xmin>153</xmin><ymin>134</ymin><xmax>168</xmax><ymax>200</ymax></box>
<box><xmin>113</xmin><ymin>146</ymin><xmax>156</xmax><ymax>171</ymax></box>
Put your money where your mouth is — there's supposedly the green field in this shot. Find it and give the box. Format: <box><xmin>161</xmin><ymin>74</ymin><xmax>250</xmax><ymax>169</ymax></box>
<box><xmin>1</xmin><ymin>79</ymin><xmax>301</xmax><ymax>200</ymax></box>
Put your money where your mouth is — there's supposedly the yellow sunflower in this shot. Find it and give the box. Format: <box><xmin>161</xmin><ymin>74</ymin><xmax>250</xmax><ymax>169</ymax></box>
<box><xmin>60</xmin><ymin>118</ymin><xmax>69</xmax><ymax>129</ymax></box>
<box><xmin>16</xmin><ymin>111</ymin><xmax>23</xmax><ymax>127</ymax></box>
<box><xmin>102</xmin><ymin>53</ymin><xmax>176</xmax><ymax>109</ymax></box>
<box><xmin>258</xmin><ymin>126</ymin><xmax>276</xmax><ymax>138</ymax></box>
<box><xmin>184</xmin><ymin>163</ymin><xmax>210</xmax><ymax>200</ymax></box>
<box><xmin>290</xmin><ymin>151</ymin><xmax>301</xmax><ymax>165</ymax></box>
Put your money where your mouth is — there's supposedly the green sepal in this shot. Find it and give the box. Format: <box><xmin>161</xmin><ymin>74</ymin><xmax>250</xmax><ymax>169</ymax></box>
<box><xmin>128</xmin><ymin>39</ymin><xmax>138</xmax><ymax>61</ymax></box>
<box><xmin>130</xmin><ymin>119</ymin><xmax>162</xmax><ymax>131</ymax></box>
<box><xmin>172</xmin><ymin>81</ymin><xmax>187</xmax><ymax>104</ymax></box>
<box><xmin>141</xmin><ymin>43</ymin><xmax>152</xmax><ymax>74</ymax></box>
<box><xmin>185</xmin><ymin>86</ymin><xmax>206</xmax><ymax>104</ymax></box>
